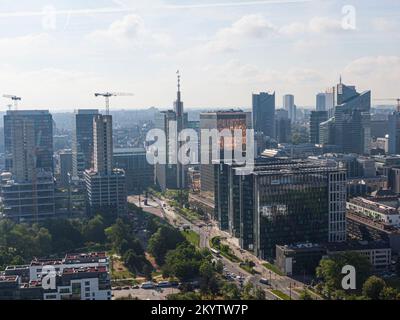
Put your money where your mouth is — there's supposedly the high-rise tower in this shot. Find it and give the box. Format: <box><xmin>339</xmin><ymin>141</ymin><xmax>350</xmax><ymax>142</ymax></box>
<box><xmin>174</xmin><ymin>71</ymin><xmax>186</xmax><ymax>189</ymax></box>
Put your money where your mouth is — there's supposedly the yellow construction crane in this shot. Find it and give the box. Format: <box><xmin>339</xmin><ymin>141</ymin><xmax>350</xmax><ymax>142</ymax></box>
<box><xmin>94</xmin><ymin>92</ymin><xmax>134</xmax><ymax>115</ymax></box>
<box><xmin>3</xmin><ymin>94</ymin><xmax>22</xmax><ymax>110</ymax></box>
<box><xmin>374</xmin><ymin>98</ymin><xmax>400</xmax><ymax>112</ymax></box>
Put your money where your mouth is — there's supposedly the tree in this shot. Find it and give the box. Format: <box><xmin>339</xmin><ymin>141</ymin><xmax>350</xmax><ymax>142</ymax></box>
<box><xmin>299</xmin><ymin>289</ymin><xmax>313</xmax><ymax>300</ymax></box>
<box><xmin>220</xmin><ymin>282</ymin><xmax>241</xmax><ymax>300</ymax></box>
<box><xmin>362</xmin><ymin>276</ymin><xmax>386</xmax><ymax>300</ymax></box>
<box><xmin>148</xmin><ymin>226</ymin><xmax>185</xmax><ymax>265</ymax></box>
<box><xmin>380</xmin><ymin>287</ymin><xmax>399</xmax><ymax>300</ymax></box>
<box><xmin>83</xmin><ymin>215</ymin><xmax>106</xmax><ymax>244</ymax></box>
<box><xmin>241</xmin><ymin>283</ymin><xmax>266</xmax><ymax>300</ymax></box>
<box><xmin>199</xmin><ymin>261</ymin><xmax>219</xmax><ymax>296</ymax></box>
<box><xmin>162</xmin><ymin>242</ymin><xmax>203</xmax><ymax>282</ymax></box>
<box><xmin>316</xmin><ymin>252</ymin><xmax>372</xmax><ymax>297</ymax></box>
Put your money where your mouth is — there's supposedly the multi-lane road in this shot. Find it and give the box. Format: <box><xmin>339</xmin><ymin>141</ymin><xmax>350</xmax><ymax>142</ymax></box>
<box><xmin>128</xmin><ymin>194</ymin><xmax>309</xmax><ymax>300</ymax></box>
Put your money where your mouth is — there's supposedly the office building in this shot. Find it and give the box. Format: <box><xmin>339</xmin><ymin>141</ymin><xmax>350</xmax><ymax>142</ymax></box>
<box><xmin>58</xmin><ymin>150</ymin><xmax>73</xmax><ymax>187</ymax></box>
<box><xmin>4</xmin><ymin>110</ymin><xmax>54</xmax><ymax>179</ymax></box>
<box><xmin>316</xmin><ymin>93</ymin><xmax>327</xmax><ymax>112</ymax></box>
<box><xmin>154</xmin><ymin>110</ymin><xmax>178</xmax><ymax>191</ymax></box>
<box><xmin>200</xmin><ymin>111</ymin><xmax>248</xmax><ymax>203</ymax></box>
<box><xmin>72</xmin><ymin>109</ymin><xmax>100</xmax><ymax>179</ymax></box>
<box><xmin>388</xmin><ymin>111</ymin><xmax>400</xmax><ymax>155</ymax></box>
<box><xmin>310</xmin><ymin>111</ymin><xmax>328</xmax><ymax>144</ymax></box>
<box><xmin>333</xmin><ymin>81</ymin><xmax>371</xmax><ymax>154</ymax></box>
<box><xmin>1</xmin><ymin>110</ymin><xmax>55</xmax><ymax>222</ymax></box>
<box><xmin>252</xmin><ymin>92</ymin><xmax>275</xmax><ymax>138</ymax></box>
<box><xmin>235</xmin><ymin>159</ymin><xmax>347</xmax><ymax>259</ymax></box>
<box><xmin>84</xmin><ymin>115</ymin><xmax>127</xmax><ymax>217</ymax></box>
<box><xmin>276</xmin><ymin>241</ymin><xmax>392</xmax><ymax>276</ymax></box>
<box><xmin>275</xmin><ymin>109</ymin><xmax>291</xmax><ymax>144</ymax></box>
<box><xmin>113</xmin><ymin>148</ymin><xmax>154</xmax><ymax>194</ymax></box>
<box><xmin>319</xmin><ymin>118</ymin><xmax>336</xmax><ymax>145</ymax></box>
<box><xmin>283</xmin><ymin>94</ymin><xmax>296</xmax><ymax>123</ymax></box>
<box><xmin>154</xmin><ymin>75</ymin><xmax>188</xmax><ymax>192</ymax></box>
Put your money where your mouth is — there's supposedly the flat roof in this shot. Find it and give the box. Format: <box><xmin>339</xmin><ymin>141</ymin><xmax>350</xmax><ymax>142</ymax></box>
<box><xmin>63</xmin><ymin>266</ymin><xmax>107</xmax><ymax>275</ymax></box>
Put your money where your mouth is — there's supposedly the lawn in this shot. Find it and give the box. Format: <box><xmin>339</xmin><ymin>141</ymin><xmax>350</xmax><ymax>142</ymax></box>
<box><xmin>182</xmin><ymin>230</ymin><xmax>200</xmax><ymax>247</ymax></box>
<box><xmin>271</xmin><ymin>289</ymin><xmax>291</xmax><ymax>300</ymax></box>
<box><xmin>263</xmin><ymin>262</ymin><xmax>284</xmax><ymax>276</ymax></box>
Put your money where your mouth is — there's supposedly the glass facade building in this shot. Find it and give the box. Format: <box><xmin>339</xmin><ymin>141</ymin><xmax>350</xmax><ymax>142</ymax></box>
<box><xmin>235</xmin><ymin>160</ymin><xmax>347</xmax><ymax>259</ymax></box>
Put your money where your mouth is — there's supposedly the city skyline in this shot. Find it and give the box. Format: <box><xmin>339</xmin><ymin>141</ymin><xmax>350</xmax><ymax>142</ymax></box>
<box><xmin>0</xmin><ymin>0</ymin><xmax>399</xmax><ymax>110</ymax></box>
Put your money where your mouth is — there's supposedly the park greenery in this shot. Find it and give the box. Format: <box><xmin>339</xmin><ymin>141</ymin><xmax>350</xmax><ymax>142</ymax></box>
<box><xmin>210</xmin><ymin>236</ymin><xmax>242</xmax><ymax>263</ymax></box>
<box><xmin>315</xmin><ymin>252</ymin><xmax>400</xmax><ymax>300</ymax></box>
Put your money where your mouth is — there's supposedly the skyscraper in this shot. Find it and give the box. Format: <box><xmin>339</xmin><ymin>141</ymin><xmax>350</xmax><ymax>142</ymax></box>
<box><xmin>334</xmin><ymin>81</ymin><xmax>371</xmax><ymax>154</ymax></box>
<box><xmin>175</xmin><ymin>71</ymin><xmax>186</xmax><ymax>190</ymax></box>
<box><xmin>283</xmin><ymin>94</ymin><xmax>296</xmax><ymax>123</ymax></box>
<box><xmin>2</xmin><ymin>110</ymin><xmax>55</xmax><ymax>222</ymax></box>
<box><xmin>93</xmin><ymin>115</ymin><xmax>113</xmax><ymax>175</ymax></box>
<box><xmin>275</xmin><ymin>109</ymin><xmax>291</xmax><ymax>144</ymax></box>
<box><xmin>252</xmin><ymin>92</ymin><xmax>275</xmax><ymax>138</ymax></box>
<box><xmin>310</xmin><ymin>111</ymin><xmax>328</xmax><ymax>144</ymax></box>
<box><xmin>388</xmin><ymin>112</ymin><xmax>400</xmax><ymax>155</ymax></box>
<box><xmin>316</xmin><ymin>93</ymin><xmax>327</xmax><ymax>112</ymax></box>
<box><xmin>200</xmin><ymin>110</ymin><xmax>249</xmax><ymax>210</ymax></box>
<box><xmin>154</xmin><ymin>73</ymin><xmax>188</xmax><ymax>192</ymax></box>
<box><xmin>84</xmin><ymin>114</ymin><xmax>127</xmax><ymax>217</ymax></box>
<box><xmin>72</xmin><ymin>109</ymin><xmax>100</xmax><ymax>179</ymax></box>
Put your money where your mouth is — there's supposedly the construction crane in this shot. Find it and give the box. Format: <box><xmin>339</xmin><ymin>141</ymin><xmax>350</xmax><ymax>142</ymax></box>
<box><xmin>94</xmin><ymin>92</ymin><xmax>134</xmax><ymax>115</ymax></box>
<box><xmin>374</xmin><ymin>98</ymin><xmax>400</xmax><ymax>112</ymax></box>
<box><xmin>3</xmin><ymin>95</ymin><xmax>22</xmax><ymax>110</ymax></box>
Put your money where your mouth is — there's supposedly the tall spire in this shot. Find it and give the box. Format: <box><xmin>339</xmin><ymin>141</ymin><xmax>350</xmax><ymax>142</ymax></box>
<box><xmin>174</xmin><ymin>70</ymin><xmax>183</xmax><ymax>116</ymax></box>
<box><xmin>339</xmin><ymin>75</ymin><xmax>342</xmax><ymax>84</ymax></box>
<box><xmin>177</xmin><ymin>70</ymin><xmax>181</xmax><ymax>92</ymax></box>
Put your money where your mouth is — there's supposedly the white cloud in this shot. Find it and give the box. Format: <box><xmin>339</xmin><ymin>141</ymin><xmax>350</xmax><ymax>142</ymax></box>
<box><xmin>308</xmin><ymin>16</ymin><xmax>344</xmax><ymax>34</ymax></box>
<box><xmin>343</xmin><ymin>56</ymin><xmax>400</xmax><ymax>99</ymax></box>
<box><xmin>280</xmin><ymin>16</ymin><xmax>347</xmax><ymax>36</ymax></box>
<box><xmin>204</xmin><ymin>14</ymin><xmax>277</xmax><ymax>53</ymax></box>
<box><xmin>88</xmin><ymin>14</ymin><xmax>172</xmax><ymax>48</ymax></box>
<box><xmin>372</xmin><ymin>18</ymin><xmax>398</xmax><ymax>32</ymax></box>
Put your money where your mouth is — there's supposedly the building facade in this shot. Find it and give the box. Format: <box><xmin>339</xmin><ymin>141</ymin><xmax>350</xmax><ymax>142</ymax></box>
<box><xmin>252</xmin><ymin>92</ymin><xmax>275</xmax><ymax>138</ymax></box>
<box><xmin>236</xmin><ymin>159</ymin><xmax>347</xmax><ymax>259</ymax></box>
<box><xmin>72</xmin><ymin>109</ymin><xmax>100</xmax><ymax>179</ymax></box>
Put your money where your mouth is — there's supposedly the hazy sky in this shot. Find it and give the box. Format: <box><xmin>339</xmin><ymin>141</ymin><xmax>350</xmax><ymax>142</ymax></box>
<box><xmin>0</xmin><ymin>0</ymin><xmax>399</xmax><ymax>111</ymax></box>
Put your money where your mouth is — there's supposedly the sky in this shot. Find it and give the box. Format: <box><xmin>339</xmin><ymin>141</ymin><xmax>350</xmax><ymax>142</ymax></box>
<box><xmin>0</xmin><ymin>0</ymin><xmax>399</xmax><ymax>111</ymax></box>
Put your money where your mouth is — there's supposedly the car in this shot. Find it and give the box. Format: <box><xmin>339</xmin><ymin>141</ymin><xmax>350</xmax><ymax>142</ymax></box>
<box><xmin>141</xmin><ymin>282</ymin><xmax>156</xmax><ymax>289</ymax></box>
<box><xmin>122</xmin><ymin>286</ymin><xmax>130</xmax><ymax>290</ymax></box>
<box><xmin>157</xmin><ymin>281</ymin><xmax>171</xmax><ymax>288</ymax></box>
<box><xmin>131</xmin><ymin>285</ymin><xmax>139</xmax><ymax>289</ymax></box>
<box><xmin>260</xmin><ymin>278</ymin><xmax>269</xmax><ymax>285</ymax></box>
<box><xmin>114</xmin><ymin>287</ymin><xmax>122</xmax><ymax>291</ymax></box>
<box><xmin>169</xmin><ymin>281</ymin><xmax>179</xmax><ymax>287</ymax></box>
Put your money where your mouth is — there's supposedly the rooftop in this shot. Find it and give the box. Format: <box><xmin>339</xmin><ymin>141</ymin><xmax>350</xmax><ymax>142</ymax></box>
<box><xmin>0</xmin><ymin>275</ymin><xmax>19</xmax><ymax>283</ymax></box>
<box><xmin>64</xmin><ymin>252</ymin><xmax>107</xmax><ymax>264</ymax></box>
<box><xmin>63</xmin><ymin>266</ymin><xmax>107</xmax><ymax>275</ymax></box>
<box><xmin>348</xmin><ymin>197</ymin><xmax>399</xmax><ymax>215</ymax></box>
